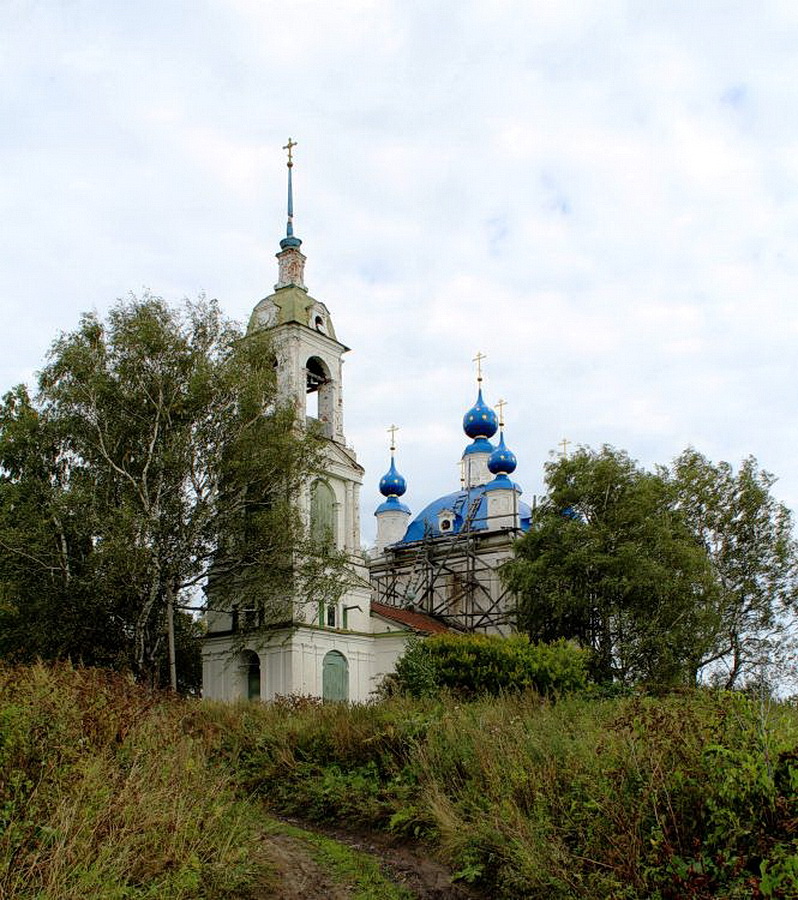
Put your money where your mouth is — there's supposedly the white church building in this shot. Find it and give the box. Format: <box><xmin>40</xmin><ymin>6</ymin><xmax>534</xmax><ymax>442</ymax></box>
<box><xmin>201</xmin><ymin>148</ymin><xmax>531</xmax><ymax>703</ymax></box>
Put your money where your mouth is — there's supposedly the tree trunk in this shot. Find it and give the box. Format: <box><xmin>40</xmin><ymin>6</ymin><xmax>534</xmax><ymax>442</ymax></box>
<box><xmin>166</xmin><ymin>581</ymin><xmax>177</xmax><ymax>692</ymax></box>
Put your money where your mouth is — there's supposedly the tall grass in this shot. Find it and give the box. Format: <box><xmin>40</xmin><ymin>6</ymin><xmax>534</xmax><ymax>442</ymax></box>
<box><xmin>2</xmin><ymin>664</ymin><xmax>796</xmax><ymax>899</ymax></box>
<box><xmin>211</xmin><ymin>689</ymin><xmax>798</xmax><ymax>899</ymax></box>
<box><xmin>0</xmin><ymin>663</ymin><xmax>271</xmax><ymax>899</ymax></box>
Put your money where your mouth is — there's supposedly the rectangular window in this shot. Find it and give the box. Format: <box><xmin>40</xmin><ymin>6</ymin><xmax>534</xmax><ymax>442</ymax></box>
<box><xmin>326</xmin><ymin>604</ymin><xmax>337</xmax><ymax>628</ymax></box>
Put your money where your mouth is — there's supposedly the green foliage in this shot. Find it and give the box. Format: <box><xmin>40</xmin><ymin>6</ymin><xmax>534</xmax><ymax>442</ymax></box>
<box><xmin>3</xmin><ymin>663</ymin><xmax>798</xmax><ymax>899</ymax></box>
<box><xmin>392</xmin><ymin>633</ymin><xmax>589</xmax><ymax>698</ymax></box>
<box><xmin>665</xmin><ymin>449</ymin><xmax>798</xmax><ymax>688</ymax></box>
<box><xmin>503</xmin><ymin>444</ymin><xmax>798</xmax><ymax>690</ymax></box>
<box><xmin>0</xmin><ymin>663</ymin><xmax>274</xmax><ymax>899</ymax></box>
<box><xmin>207</xmin><ymin>686</ymin><xmax>798</xmax><ymax>900</ymax></box>
<box><xmin>0</xmin><ymin>295</ymin><xmax>332</xmax><ymax>689</ymax></box>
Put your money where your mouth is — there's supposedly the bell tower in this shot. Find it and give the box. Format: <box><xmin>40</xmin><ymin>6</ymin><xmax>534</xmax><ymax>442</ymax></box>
<box><xmin>203</xmin><ymin>141</ymin><xmax>384</xmax><ymax>705</ymax></box>
<box><xmin>249</xmin><ymin>139</ymin><xmax>348</xmax><ymax>444</ymax></box>
<box><xmin>248</xmin><ymin>139</ymin><xmax>365</xmax><ymax>557</ymax></box>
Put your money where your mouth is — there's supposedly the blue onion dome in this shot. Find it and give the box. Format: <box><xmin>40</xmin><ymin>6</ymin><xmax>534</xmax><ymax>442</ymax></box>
<box><xmin>488</xmin><ymin>431</ymin><xmax>517</xmax><ymax>475</ymax></box>
<box><xmin>463</xmin><ymin>388</ymin><xmax>499</xmax><ymax>440</ymax></box>
<box><xmin>379</xmin><ymin>455</ymin><xmax>407</xmax><ymax>498</ymax></box>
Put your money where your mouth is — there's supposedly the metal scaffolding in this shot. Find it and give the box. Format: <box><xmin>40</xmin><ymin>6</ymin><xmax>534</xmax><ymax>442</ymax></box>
<box><xmin>370</xmin><ymin>498</ymin><xmax>523</xmax><ymax>635</ymax></box>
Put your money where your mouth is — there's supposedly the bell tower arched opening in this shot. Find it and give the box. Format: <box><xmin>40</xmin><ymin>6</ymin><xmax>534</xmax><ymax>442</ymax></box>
<box><xmin>306</xmin><ymin>355</ymin><xmax>334</xmax><ymax>436</ymax></box>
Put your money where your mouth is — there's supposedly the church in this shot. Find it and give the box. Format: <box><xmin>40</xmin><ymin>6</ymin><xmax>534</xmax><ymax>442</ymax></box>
<box><xmin>201</xmin><ymin>146</ymin><xmax>532</xmax><ymax>703</ymax></box>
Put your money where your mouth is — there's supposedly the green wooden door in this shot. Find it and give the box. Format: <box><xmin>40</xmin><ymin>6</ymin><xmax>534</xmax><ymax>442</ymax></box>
<box><xmin>322</xmin><ymin>651</ymin><xmax>348</xmax><ymax>702</ymax></box>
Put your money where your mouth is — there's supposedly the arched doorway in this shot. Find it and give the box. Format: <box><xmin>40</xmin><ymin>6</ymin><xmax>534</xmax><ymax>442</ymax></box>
<box><xmin>240</xmin><ymin>650</ymin><xmax>261</xmax><ymax>701</ymax></box>
<box><xmin>322</xmin><ymin>650</ymin><xmax>349</xmax><ymax>702</ymax></box>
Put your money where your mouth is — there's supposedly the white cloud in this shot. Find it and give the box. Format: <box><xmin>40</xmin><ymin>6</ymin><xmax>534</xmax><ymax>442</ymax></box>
<box><xmin>2</xmin><ymin>0</ymin><xmax>798</xmax><ymax>544</ymax></box>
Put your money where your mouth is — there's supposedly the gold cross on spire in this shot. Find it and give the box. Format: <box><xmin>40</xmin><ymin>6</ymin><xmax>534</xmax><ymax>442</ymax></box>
<box><xmin>387</xmin><ymin>424</ymin><xmax>399</xmax><ymax>452</ymax></box>
<box><xmin>283</xmin><ymin>137</ymin><xmax>297</xmax><ymax>167</ymax></box>
<box><xmin>473</xmin><ymin>351</ymin><xmax>486</xmax><ymax>383</ymax></box>
<box><xmin>496</xmin><ymin>398</ymin><xmax>507</xmax><ymax>428</ymax></box>
<box><xmin>559</xmin><ymin>438</ymin><xmax>571</xmax><ymax>458</ymax></box>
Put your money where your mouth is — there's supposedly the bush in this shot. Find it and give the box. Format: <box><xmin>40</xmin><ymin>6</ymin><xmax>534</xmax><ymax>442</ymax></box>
<box><xmin>391</xmin><ymin>633</ymin><xmax>589</xmax><ymax>698</ymax></box>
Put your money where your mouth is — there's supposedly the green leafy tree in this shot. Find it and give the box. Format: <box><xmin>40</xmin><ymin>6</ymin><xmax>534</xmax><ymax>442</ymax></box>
<box><xmin>504</xmin><ymin>445</ymin><xmax>798</xmax><ymax>689</ymax></box>
<box><xmin>0</xmin><ymin>385</ymin><xmax>118</xmax><ymax>665</ymax></box>
<box><xmin>0</xmin><ymin>294</ymin><xmax>332</xmax><ymax>689</ymax></box>
<box><xmin>664</xmin><ymin>449</ymin><xmax>798</xmax><ymax>689</ymax></box>
<box><xmin>503</xmin><ymin>446</ymin><xmax>721</xmax><ymax>686</ymax></box>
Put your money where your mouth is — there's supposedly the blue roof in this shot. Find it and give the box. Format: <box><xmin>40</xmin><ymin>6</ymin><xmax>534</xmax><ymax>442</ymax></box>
<box><xmin>399</xmin><ymin>485</ymin><xmax>531</xmax><ymax>543</ymax></box>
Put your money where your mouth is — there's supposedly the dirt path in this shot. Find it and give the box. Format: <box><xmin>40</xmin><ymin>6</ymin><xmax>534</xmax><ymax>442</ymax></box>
<box><xmin>261</xmin><ymin>830</ymin><xmax>352</xmax><ymax>899</ymax></box>
<box><xmin>261</xmin><ymin>816</ymin><xmax>487</xmax><ymax>900</ymax></box>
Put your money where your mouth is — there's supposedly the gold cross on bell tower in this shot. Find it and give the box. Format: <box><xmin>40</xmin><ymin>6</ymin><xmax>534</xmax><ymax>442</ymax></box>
<box><xmin>473</xmin><ymin>351</ymin><xmax>486</xmax><ymax>383</ymax></box>
<box><xmin>559</xmin><ymin>438</ymin><xmax>571</xmax><ymax>459</ymax></box>
<box><xmin>387</xmin><ymin>424</ymin><xmax>399</xmax><ymax>452</ymax></box>
<box><xmin>283</xmin><ymin>137</ymin><xmax>297</xmax><ymax>167</ymax></box>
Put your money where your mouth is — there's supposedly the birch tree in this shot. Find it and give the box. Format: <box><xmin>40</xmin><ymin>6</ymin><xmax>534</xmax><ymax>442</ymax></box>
<box><xmin>0</xmin><ymin>295</ymin><xmax>328</xmax><ymax>688</ymax></box>
<box><xmin>665</xmin><ymin>449</ymin><xmax>798</xmax><ymax>689</ymax></box>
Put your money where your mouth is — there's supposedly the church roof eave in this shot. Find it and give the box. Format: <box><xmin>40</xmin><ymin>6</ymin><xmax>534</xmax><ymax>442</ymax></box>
<box><xmin>371</xmin><ymin>601</ymin><xmax>450</xmax><ymax>635</ymax></box>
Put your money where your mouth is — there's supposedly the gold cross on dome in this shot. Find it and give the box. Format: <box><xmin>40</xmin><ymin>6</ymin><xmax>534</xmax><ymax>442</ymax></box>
<box><xmin>283</xmin><ymin>137</ymin><xmax>297</xmax><ymax>167</ymax></box>
<box><xmin>559</xmin><ymin>438</ymin><xmax>571</xmax><ymax>458</ymax></box>
<box><xmin>473</xmin><ymin>351</ymin><xmax>486</xmax><ymax>383</ymax></box>
<box><xmin>496</xmin><ymin>398</ymin><xmax>507</xmax><ymax>428</ymax></box>
<box><xmin>387</xmin><ymin>424</ymin><xmax>399</xmax><ymax>452</ymax></box>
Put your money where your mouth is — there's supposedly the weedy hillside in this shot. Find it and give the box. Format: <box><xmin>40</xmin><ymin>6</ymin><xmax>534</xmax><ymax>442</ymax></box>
<box><xmin>0</xmin><ymin>664</ymin><xmax>279</xmax><ymax>898</ymax></box>
<box><xmin>1</xmin><ymin>663</ymin><xmax>796</xmax><ymax>899</ymax></box>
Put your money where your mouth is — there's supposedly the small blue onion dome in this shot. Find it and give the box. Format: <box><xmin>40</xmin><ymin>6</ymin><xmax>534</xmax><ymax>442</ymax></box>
<box><xmin>379</xmin><ymin>456</ymin><xmax>407</xmax><ymax>498</ymax></box>
<box><xmin>488</xmin><ymin>431</ymin><xmax>517</xmax><ymax>475</ymax></box>
<box><xmin>463</xmin><ymin>388</ymin><xmax>499</xmax><ymax>440</ymax></box>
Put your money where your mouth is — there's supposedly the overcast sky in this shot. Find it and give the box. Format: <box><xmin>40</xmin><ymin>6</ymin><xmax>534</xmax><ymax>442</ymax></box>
<box><xmin>3</xmin><ymin>1</ymin><xmax>798</xmax><ymax>543</ymax></box>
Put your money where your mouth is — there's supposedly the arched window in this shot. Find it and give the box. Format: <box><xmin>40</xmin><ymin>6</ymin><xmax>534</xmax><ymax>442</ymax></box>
<box><xmin>322</xmin><ymin>650</ymin><xmax>349</xmax><ymax>702</ymax></box>
<box><xmin>310</xmin><ymin>480</ymin><xmax>337</xmax><ymax>546</ymax></box>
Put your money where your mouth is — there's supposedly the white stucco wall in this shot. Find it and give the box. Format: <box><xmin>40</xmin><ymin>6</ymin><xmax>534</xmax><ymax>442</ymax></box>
<box><xmin>201</xmin><ymin>618</ymin><xmax>413</xmax><ymax>704</ymax></box>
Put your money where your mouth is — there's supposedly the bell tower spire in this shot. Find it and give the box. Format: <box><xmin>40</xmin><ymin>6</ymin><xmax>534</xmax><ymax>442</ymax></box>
<box><xmin>276</xmin><ymin>137</ymin><xmax>306</xmax><ymax>290</ymax></box>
